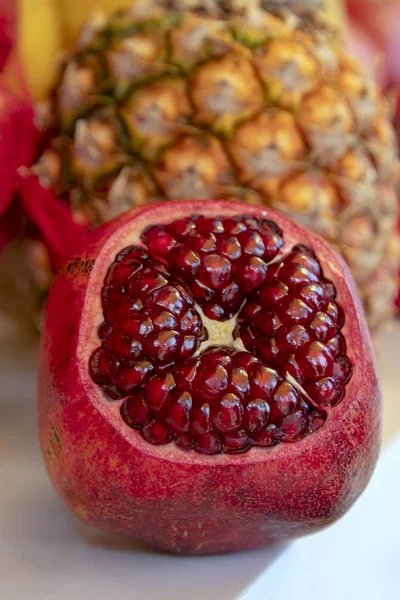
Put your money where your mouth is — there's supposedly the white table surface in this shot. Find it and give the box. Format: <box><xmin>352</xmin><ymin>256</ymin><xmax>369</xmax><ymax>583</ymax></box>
<box><xmin>1</xmin><ymin>249</ymin><xmax>400</xmax><ymax>599</ymax></box>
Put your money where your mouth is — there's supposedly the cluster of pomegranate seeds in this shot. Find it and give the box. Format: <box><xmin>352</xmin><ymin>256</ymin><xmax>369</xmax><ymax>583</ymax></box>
<box><xmin>237</xmin><ymin>244</ymin><xmax>352</xmax><ymax>409</ymax></box>
<box><xmin>89</xmin><ymin>215</ymin><xmax>353</xmax><ymax>455</ymax></box>
<box><xmin>90</xmin><ymin>247</ymin><xmax>206</xmax><ymax>401</ymax></box>
<box><xmin>120</xmin><ymin>347</ymin><xmax>327</xmax><ymax>454</ymax></box>
<box><xmin>141</xmin><ymin>215</ymin><xmax>284</xmax><ymax>320</ymax></box>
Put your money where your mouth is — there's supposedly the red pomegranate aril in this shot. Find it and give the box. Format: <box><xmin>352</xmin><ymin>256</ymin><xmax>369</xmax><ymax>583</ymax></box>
<box><xmin>112</xmin><ymin>297</ymin><xmax>144</xmax><ymax>321</ymax></box>
<box><xmin>265</xmin><ymin>263</ymin><xmax>281</xmax><ymax>279</ymax></box>
<box><xmin>283</xmin><ymin>355</ymin><xmax>305</xmax><ymax>385</ymax></box>
<box><xmin>218</xmin><ymin>236</ymin><xmax>242</xmax><ymax>260</ymax></box>
<box><xmin>166</xmin><ymin>392</ymin><xmax>192</xmax><ymax>434</ymax></box>
<box><xmin>299</xmin><ymin>282</ymin><xmax>328</xmax><ymax>311</ymax></box>
<box><xmin>129</xmin><ymin>270</ymin><xmax>168</xmax><ymax>295</ymax></box>
<box><xmin>145</xmin><ymin>330</ymin><xmax>180</xmax><ymax>363</ymax></box>
<box><xmin>191</xmin><ymin>279</ymin><xmax>215</xmax><ymax>303</ymax></box>
<box><xmin>221</xmin><ymin>216</ymin><xmax>244</xmax><ymax>233</ymax></box>
<box><xmin>250</xmin><ymin>365</ymin><xmax>282</xmax><ymax>399</ymax></box>
<box><xmin>231</xmin><ymin>367</ymin><xmax>250</xmax><ymax>398</ymax></box>
<box><xmin>186</xmin><ymin>231</ymin><xmax>217</xmax><ymax>253</ymax></box>
<box><xmin>276</xmin><ymin>297</ymin><xmax>314</xmax><ymax>326</ymax></box>
<box><xmin>262</xmin><ymin>232</ymin><xmax>284</xmax><ymax>259</ymax></box>
<box><xmin>235</xmin><ymin>257</ymin><xmax>268</xmax><ymax>292</ymax></box>
<box><xmin>279</xmin><ymin>263</ymin><xmax>319</xmax><ymax>287</ymax></box>
<box><xmin>239</xmin><ymin>230</ymin><xmax>265</xmax><ymax>256</ymax></box>
<box><xmin>204</xmin><ymin>303</ymin><xmax>226</xmax><ymax>320</ymax></box>
<box><xmin>307</xmin><ymin>410</ymin><xmax>327</xmax><ymax>434</ymax></box>
<box><xmin>236</xmin><ymin>326</ymin><xmax>255</xmax><ymax>352</ymax></box>
<box><xmin>168</xmin><ymin>244</ymin><xmax>201</xmax><ymax>278</ymax></box>
<box><xmin>259</xmin><ymin>281</ymin><xmax>289</xmax><ymax>307</ymax></box>
<box><xmin>152</xmin><ymin>311</ymin><xmax>179</xmax><ymax>331</ymax></box>
<box><xmin>246</xmin><ymin>398</ymin><xmax>270</xmax><ymax>432</ymax></box>
<box><xmin>323</xmin><ymin>281</ymin><xmax>337</xmax><ymax>301</ymax></box>
<box><xmin>327</xmin><ymin>302</ymin><xmax>344</xmax><ymax>327</ymax></box>
<box><xmin>253</xmin><ymin>311</ymin><xmax>281</xmax><ymax>336</ymax></box>
<box><xmin>89</xmin><ymin>348</ymin><xmax>119</xmax><ymax>383</ymax></box>
<box><xmin>116</xmin><ymin>360</ymin><xmax>154</xmax><ymax>394</ymax></box>
<box><xmin>334</xmin><ymin>356</ymin><xmax>353</xmax><ymax>384</ymax></box>
<box><xmin>104</xmin><ymin>334</ymin><xmax>142</xmax><ymax>360</ymax></box>
<box><xmin>223</xmin><ymin>430</ymin><xmax>251</xmax><ymax>454</ymax></box>
<box><xmin>98</xmin><ymin>321</ymin><xmax>112</xmax><ymax>340</ymax></box>
<box><xmin>103</xmin><ymin>287</ymin><xmax>122</xmax><ymax>322</ymax></box>
<box><xmin>194</xmin><ymin>217</ymin><xmax>224</xmax><ymax>235</ymax></box>
<box><xmin>252</xmin><ymin>424</ymin><xmax>282</xmax><ymax>447</ymax></box>
<box><xmin>232</xmin><ymin>351</ymin><xmax>259</xmax><ymax>370</ymax></box>
<box><xmin>260</xmin><ymin>218</ymin><xmax>283</xmax><ymax>236</ymax></box>
<box><xmin>212</xmin><ymin>393</ymin><xmax>243</xmax><ymax>433</ymax></box>
<box><xmin>194</xmin><ymin>432</ymin><xmax>222</xmax><ymax>455</ymax></box>
<box><xmin>121</xmin><ymin>395</ymin><xmax>152</xmax><ymax>429</ymax></box>
<box><xmin>115</xmin><ymin>246</ymin><xmax>149</xmax><ymax>263</ymax></box>
<box><xmin>141</xmin><ymin>421</ymin><xmax>173</xmax><ymax>445</ymax></box>
<box><xmin>175</xmin><ymin>433</ymin><xmax>194</xmax><ymax>449</ymax></box>
<box><xmin>270</xmin><ymin>381</ymin><xmax>300</xmax><ymax>420</ymax></box>
<box><xmin>278</xmin><ymin>410</ymin><xmax>308</xmax><ymax>443</ymax></box>
<box><xmin>180</xmin><ymin>308</ymin><xmax>202</xmax><ymax>332</ymax></box>
<box><xmin>220</xmin><ymin>282</ymin><xmax>241</xmax><ymax>311</ymax></box>
<box><xmin>327</xmin><ymin>334</ymin><xmax>346</xmax><ymax>357</ymax></box>
<box><xmin>198</xmin><ymin>254</ymin><xmax>232</xmax><ymax>290</ymax></box>
<box><xmin>114</xmin><ymin>315</ymin><xmax>153</xmax><ymax>338</ymax></box>
<box><xmin>256</xmin><ymin>338</ymin><xmax>281</xmax><ymax>363</ymax></box>
<box><xmin>166</xmin><ymin>217</ymin><xmax>196</xmax><ymax>237</ymax></box>
<box><xmin>288</xmin><ymin>246</ymin><xmax>322</xmax><ymax>273</ymax></box>
<box><xmin>191</xmin><ymin>404</ymin><xmax>212</xmax><ymax>435</ymax></box>
<box><xmin>297</xmin><ymin>342</ymin><xmax>334</xmax><ymax>379</ymax></box>
<box><xmin>107</xmin><ymin>260</ymin><xmax>142</xmax><ymax>285</ymax></box>
<box><xmin>181</xmin><ymin>336</ymin><xmax>199</xmax><ymax>359</ymax></box>
<box><xmin>148</xmin><ymin>286</ymin><xmax>187</xmax><ymax>316</ymax></box>
<box><xmin>309</xmin><ymin>312</ymin><xmax>337</xmax><ymax>342</ymax></box>
<box><xmin>202</xmin><ymin>347</ymin><xmax>234</xmax><ymax>364</ymax></box>
<box><xmin>306</xmin><ymin>377</ymin><xmax>345</xmax><ymax>407</ymax></box>
<box><xmin>142</xmin><ymin>225</ymin><xmax>176</xmax><ymax>257</ymax></box>
<box><xmin>173</xmin><ymin>358</ymin><xmax>199</xmax><ymax>392</ymax></box>
<box><xmin>100</xmin><ymin>384</ymin><xmax>124</xmax><ymax>401</ymax></box>
<box><xmin>145</xmin><ymin>373</ymin><xmax>176</xmax><ymax>414</ymax></box>
<box><xmin>276</xmin><ymin>325</ymin><xmax>310</xmax><ymax>353</ymax></box>
<box><xmin>193</xmin><ymin>362</ymin><xmax>229</xmax><ymax>403</ymax></box>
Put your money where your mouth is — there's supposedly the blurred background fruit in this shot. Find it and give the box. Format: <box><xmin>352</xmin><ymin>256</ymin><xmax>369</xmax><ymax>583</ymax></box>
<box><xmin>16</xmin><ymin>0</ymin><xmax>350</xmax><ymax>97</ymax></box>
<box><xmin>348</xmin><ymin>0</ymin><xmax>400</xmax><ymax>84</ymax></box>
<box><xmin>26</xmin><ymin>0</ymin><xmax>399</xmax><ymax>334</ymax></box>
<box><xmin>325</xmin><ymin>0</ymin><xmax>348</xmax><ymax>31</ymax></box>
<box><xmin>346</xmin><ymin>0</ymin><xmax>400</xmax><ymax>316</ymax></box>
<box><xmin>18</xmin><ymin>0</ymin><xmax>63</xmax><ymax>100</ymax></box>
<box><xmin>57</xmin><ymin>0</ymin><xmax>135</xmax><ymax>46</ymax></box>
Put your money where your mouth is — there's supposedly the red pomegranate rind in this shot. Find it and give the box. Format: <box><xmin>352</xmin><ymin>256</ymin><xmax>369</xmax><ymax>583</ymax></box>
<box><xmin>39</xmin><ymin>200</ymin><xmax>381</xmax><ymax>555</ymax></box>
<box><xmin>89</xmin><ymin>215</ymin><xmax>353</xmax><ymax>455</ymax></box>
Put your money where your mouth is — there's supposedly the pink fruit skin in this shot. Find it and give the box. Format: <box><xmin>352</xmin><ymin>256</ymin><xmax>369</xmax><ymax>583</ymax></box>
<box><xmin>38</xmin><ymin>201</ymin><xmax>381</xmax><ymax>555</ymax></box>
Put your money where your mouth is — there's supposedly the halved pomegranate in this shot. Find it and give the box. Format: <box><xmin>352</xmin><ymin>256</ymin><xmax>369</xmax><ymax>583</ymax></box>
<box><xmin>39</xmin><ymin>200</ymin><xmax>381</xmax><ymax>555</ymax></box>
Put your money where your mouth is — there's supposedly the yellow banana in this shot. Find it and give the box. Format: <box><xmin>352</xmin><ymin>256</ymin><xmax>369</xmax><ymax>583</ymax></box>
<box><xmin>18</xmin><ymin>0</ymin><xmax>63</xmax><ymax>100</ymax></box>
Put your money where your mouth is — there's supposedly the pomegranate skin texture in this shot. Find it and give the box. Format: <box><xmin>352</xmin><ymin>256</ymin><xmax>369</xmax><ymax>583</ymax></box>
<box><xmin>39</xmin><ymin>200</ymin><xmax>381</xmax><ymax>555</ymax></box>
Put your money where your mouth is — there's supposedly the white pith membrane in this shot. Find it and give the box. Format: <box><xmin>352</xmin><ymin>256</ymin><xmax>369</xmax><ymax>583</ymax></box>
<box><xmin>78</xmin><ymin>201</ymin><xmax>365</xmax><ymax>464</ymax></box>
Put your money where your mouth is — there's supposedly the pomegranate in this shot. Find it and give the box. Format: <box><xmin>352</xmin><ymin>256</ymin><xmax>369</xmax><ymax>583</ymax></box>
<box><xmin>39</xmin><ymin>200</ymin><xmax>381</xmax><ymax>555</ymax></box>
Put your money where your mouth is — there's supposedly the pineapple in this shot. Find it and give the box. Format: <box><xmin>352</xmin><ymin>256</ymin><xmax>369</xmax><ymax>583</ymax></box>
<box><xmin>31</xmin><ymin>0</ymin><xmax>399</xmax><ymax>332</ymax></box>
